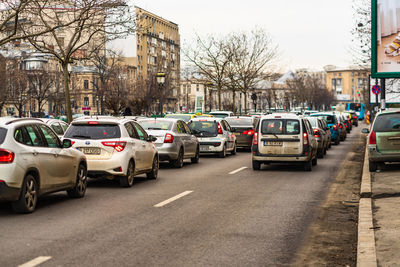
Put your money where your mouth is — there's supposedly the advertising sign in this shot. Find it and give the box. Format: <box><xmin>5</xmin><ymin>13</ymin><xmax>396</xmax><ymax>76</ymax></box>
<box><xmin>372</xmin><ymin>0</ymin><xmax>400</xmax><ymax>78</ymax></box>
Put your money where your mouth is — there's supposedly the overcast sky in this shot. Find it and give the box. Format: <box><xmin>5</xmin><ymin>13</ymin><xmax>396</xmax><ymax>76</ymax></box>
<box><xmin>113</xmin><ymin>0</ymin><xmax>355</xmax><ymax>72</ymax></box>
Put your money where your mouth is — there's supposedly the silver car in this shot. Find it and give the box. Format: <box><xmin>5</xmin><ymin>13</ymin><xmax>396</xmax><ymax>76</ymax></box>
<box><xmin>0</xmin><ymin>118</ymin><xmax>87</xmax><ymax>213</ymax></box>
<box><xmin>188</xmin><ymin>117</ymin><xmax>237</xmax><ymax>158</ymax></box>
<box><xmin>39</xmin><ymin>118</ymin><xmax>69</xmax><ymax>137</ymax></box>
<box><xmin>138</xmin><ymin>118</ymin><xmax>200</xmax><ymax>168</ymax></box>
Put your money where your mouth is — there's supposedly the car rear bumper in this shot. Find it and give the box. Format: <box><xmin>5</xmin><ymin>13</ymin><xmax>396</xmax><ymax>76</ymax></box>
<box><xmin>252</xmin><ymin>154</ymin><xmax>311</xmax><ymax>162</ymax></box>
<box><xmin>368</xmin><ymin>146</ymin><xmax>400</xmax><ymax>162</ymax></box>
<box><xmin>156</xmin><ymin>143</ymin><xmax>179</xmax><ymax>161</ymax></box>
<box><xmin>87</xmin><ymin>156</ymin><xmax>129</xmax><ymax>177</ymax></box>
<box><xmin>0</xmin><ymin>181</ymin><xmax>20</xmax><ymax>202</ymax></box>
<box><xmin>199</xmin><ymin>142</ymin><xmax>223</xmax><ymax>153</ymax></box>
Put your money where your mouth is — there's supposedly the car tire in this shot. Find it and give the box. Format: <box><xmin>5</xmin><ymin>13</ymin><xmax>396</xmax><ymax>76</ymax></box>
<box><xmin>120</xmin><ymin>160</ymin><xmax>135</xmax><ymax>187</ymax></box>
<box><xmin>191</xmin><ymin>147</ymin><xmax>200</xmax><ymax>163</ymax></box>
<box><xmin>147</xmin><ymin>156</ymin><xmax>159</xmax><ymax>180</ymax></box>
<box><xmin>369</xmin><ymin>160</ymin><xmax>378</xmax><ymax>172</ymax></box>
<box><xmin>312</xmin><ymin>156</ymin><xmax>318</xmax><ymax>166</ymax></box>
<box><xmin>12</xmin><ymin>174</ymin><xmax>38</xmax><ymax>213</ymax></box>
<box><xmin>335</xmin><ymin>139</ymin><xmax>340</xmax><ymax>145</ymax></box>
<box><xmin>218</xmin><ymin>144</ymin><xmax>227</xmax><ymax>158</ymax></box>
<box><xmin>67</xmin><ymin>164</ymin><xmax>87</xmax><ymax>198</ymax></box>
<box><xmin>172</xmin><ymin>148</ymin><xmax>184</xmax><ymax>168</ymax></box>
<box><xmin>328</xmin><ymin>141</ymin><xmax>332</xmax><ymax>148</ymax></box>
<box><xmin>317</xmin><ymin>149</ymin><xmax>324</xmax><ymax>159</ymax></box>
<box><xmin>252</xmin><ymin>160</ymin><xmax>261</xmax><ymax>170</ymax></box>
<box><xmin>303</xmin><ymin>160</ymin><xmax>312</xmax><ymax>171</ymax></box>
<box><xmin>231</xmin><ymin>143</ymin><xmax>237</xmax><ymax>155</ymax></box>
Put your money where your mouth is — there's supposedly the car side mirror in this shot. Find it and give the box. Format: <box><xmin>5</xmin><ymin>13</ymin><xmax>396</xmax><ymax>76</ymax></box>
<box><xmin>147</xmin><ymin>135</ymin><xmax>157</xmax><ymax>142</ymax></box>
<box><xmin>361</xmin><ymin>128</ymin><xmax>370</xmax><ymax>134</ymax></box>
<box><xmin>62</xmin><ymin>139</ymin><xmax>73</xmax><ymax>148</ymax></box>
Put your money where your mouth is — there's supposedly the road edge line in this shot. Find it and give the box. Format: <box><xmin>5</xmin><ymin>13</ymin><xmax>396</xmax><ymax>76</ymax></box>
<box><xmin>357</xmin><ymin>146</ymin><xmax>377</xmax><ymax>267</ymax></box>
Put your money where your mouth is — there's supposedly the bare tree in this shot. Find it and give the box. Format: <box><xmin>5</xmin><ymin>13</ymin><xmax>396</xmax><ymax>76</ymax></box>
<box><xmin>104</xmin><ymin>64</ymin><xmax>131</xmax><ymax>115</ymax></box>
<box><xmin>22</xmin><ymin>0</ymin><xmax>135</xmax><ymax>122</ymax></box>
<box><xmin>26</xmin><ymin>70</ymin><xmax>54</xmax><ymax>116</ymax></box>
<box><xmin>6</xmin><ymin>59</ymin><xmax>29</xmax><ymax>117</ymax></box>
<box><xmin>0</xmin><ymin>54</ymin><xmax>7</xmax><ymax>115</ymax></box>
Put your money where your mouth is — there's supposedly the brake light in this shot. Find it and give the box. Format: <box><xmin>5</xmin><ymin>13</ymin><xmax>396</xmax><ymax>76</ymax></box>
<box><xmin>369</xmin><ymin>131</ymin><xmax>376</xmax><ymax>145</ymax></box>
<box><xmin>303</xmin><ymin>132</ymin><xmax>309</xmax><ymax>145</ymax></box>
<box><xmin>313</xmin><ymin>129</ymin><xmax>321</xmax><ymax>138</ymax></box>
<box><xmin>243</xmin><ymin>129</ymin><xmax>255</xmax><ymax>135</ymax></box>
<box><xmin>217</xmin><ymin>123</ymin><xmax>223</xmax><ymax>134</ymax></box>
<box><xmin>164</xmin><ymin>133</ymin><xmax>174</xmax><ymax>143</ymax></box>
<box><xmin>72</xmin><ymin>141</ymin><xmax>75</xmax><ymax>145</ymax></box>
<box><xmin>88</xmin><ymin>121</ymin><xmax>99</xmax><ymax>125</ymax></box>
<box><xmin>339</xmin><ymin>124</ymin><xmax>343</xmax><ymax>129</ymax></box>
<box><xmin>253</xmin><ymin>132</ymin><xmax>258</xmax><ymax>145</ymax></box>
<box><xmin>0</xmin><ymin>149</ymin><xmax>15</xmax><ymax>163</ymax></box>
<box><xmin>333</xmin><ymin>124</ymin><xmax>337</xmax><ymax>131</ymax></box>
<box><xmin>346</xmin><ymin>124</ymin><xmax>349</xmax><ymax>128</ymax></box>
<box><xmin>101</xmin><ymin>141</ymin><xmax>127</xmax><ymax>152</ymax></box>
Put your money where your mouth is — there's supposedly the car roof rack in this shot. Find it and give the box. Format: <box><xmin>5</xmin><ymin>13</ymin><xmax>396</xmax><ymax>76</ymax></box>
<box><xmin>5</xmin><ymin>118</ymin><xmax>43</xmax><ymax>125</ymax></box>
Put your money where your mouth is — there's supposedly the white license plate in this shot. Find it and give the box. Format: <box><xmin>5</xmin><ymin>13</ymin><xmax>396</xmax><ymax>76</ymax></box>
<box><xmin>79</xmin><ymin>147</ymin><xmax>101</xmax><ymax>155</ymax></box>
<box><xmin>200</xmin><ymin>146</ymin><xmax>212</xmax><ymax>152</ymax></box>
<box><xmin>264</xmin><ymin>141</ymin><xmax>283</xmax><ymax>146</ymax></box>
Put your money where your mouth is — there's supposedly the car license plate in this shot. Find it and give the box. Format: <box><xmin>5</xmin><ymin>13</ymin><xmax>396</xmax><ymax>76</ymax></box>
<box><xmin>79</xmin><ymin>147</ymin><xmax>101</xmax><ymax>155</ymax></box>
<box><xmin>200</xmin><ymin>146</ymin><xmax>211</xmax><ymax>152</ymax></box>
<box><xmin>264</xmin><ymin>141</ymin><xmax>283</xmax><ymax>146</ymax></box>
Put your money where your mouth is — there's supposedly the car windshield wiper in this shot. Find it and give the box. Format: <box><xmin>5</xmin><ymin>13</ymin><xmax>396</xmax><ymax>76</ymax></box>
<box><xmin>71</xmin><ymin>135</ymin><xmax>91</xmax><ymax>139</ymax></box>
<box><xmin>147</xmin><ymin>127</ymin><xmax>163</xmax><ymax>130</ymax></box>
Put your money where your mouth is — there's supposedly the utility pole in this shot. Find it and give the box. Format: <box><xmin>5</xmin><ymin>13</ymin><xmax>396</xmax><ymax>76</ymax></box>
<box><xmin>380</xmin><ymin>78</ymin><xmax>386</xmax><ymax>110</ymax></box>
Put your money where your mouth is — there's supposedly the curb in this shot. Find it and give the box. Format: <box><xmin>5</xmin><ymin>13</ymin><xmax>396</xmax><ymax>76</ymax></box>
<box><xmin>357</xmin><ymin>146</ymin><xmax>377</xmax><ymax>267</ymax></box>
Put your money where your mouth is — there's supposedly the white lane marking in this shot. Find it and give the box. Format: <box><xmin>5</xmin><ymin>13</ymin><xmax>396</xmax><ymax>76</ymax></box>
<box><xmin>154</xmin><ymin>191</ymin><xmax>193</xmax><ymax>207</ymax></box>
<box><xmin>229</xmin><ymin>166</ymin><xmax>248</xmax><ymax>175</ymax></box>
<box><xmin>19</xmin><ymin>256</ymin><xmax>52</xmax><ymax>267</ymax></box>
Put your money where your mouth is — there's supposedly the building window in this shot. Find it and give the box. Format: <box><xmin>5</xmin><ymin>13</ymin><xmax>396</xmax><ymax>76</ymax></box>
<box><xmin>84</xmin><ymin>80</ymin><xmax>89</xmax><ymax>90</ymax></box>
<box><xmin>84</xmin><ymin>97</ymin><xmax>89</xmax><ymax>107</ymax></box>
<box><xmin>196</xmin><ymin>84</ymin><xmax>199</xmax><ymax>92</ymax></box>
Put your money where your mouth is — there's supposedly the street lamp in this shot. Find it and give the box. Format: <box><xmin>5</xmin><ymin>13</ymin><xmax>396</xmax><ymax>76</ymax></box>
<box><xmin>156</xmin><ymin>72</ymin><xmax>166</xmax><ymax>116</ymax></box>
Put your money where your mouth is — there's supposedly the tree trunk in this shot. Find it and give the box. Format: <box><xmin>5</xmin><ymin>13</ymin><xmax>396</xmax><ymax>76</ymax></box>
<box><xmin>217</xmin><ymin>85</ymin><xmax>222</xmax><ymax>111</ymax></box>
<box><xmin>232</xmin><ymin>90</ymin><xmax>236</xmax><ymax>113</ymax></box>
<box><xmin>244</xmin><ymin>92</ymin><xmax>248</xmax><ymax>114</ymax></box>
<box><xmin>62</xmin><ymin>63</ymin><xmax>73</xmax><ymax>123</ymax></box>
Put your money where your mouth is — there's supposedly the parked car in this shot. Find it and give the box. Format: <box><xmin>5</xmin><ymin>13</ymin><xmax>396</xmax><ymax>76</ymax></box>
<box><xmin>318</xmin><ymin>117</ymin><xmax>332</xmax><ymax>148</ymax></box>
<box><xmin>0</xmin><ymin>118</ymin><xmax>87</xmax><ymax>213</ymax></box>
<box><xmin>363</xmin><ymin>109</ymin><xmax>400</xmax><ymax>172</ymax></box>
<box><xmin>188</xmin><ymin>117</ymin><xmax>237</xmax><ymax>157</ymax></box>
<box><xmin>306</xmin><ymin>116</ymin><xmax>329</xmax><ymax>158</ymax></box>
<box><xmin>349</xmin><ymin>111</ymin><xmax>359</xmax><ymax>126</ymax></box>
<box><xmin>164</xmin><ymin>113</ymin><xmax>197</xmax><ymax>123</ymax></box>
<box><xmin>311</xmin><ymin>113</ymin><xmax>340</xmax><ymax>145</ymax></box>
<box><xmin>39</xmin><ymin>118</ymin><xmax>69</xmax><ymax>138</ymax></box>
<box><xmin>138</xmin><ymin>118</ymin><xmax>199</xmax><ymax>167</ymax></box>
<box><xmin>225</xmin><ymin>116</ymin><xmax>256</xmax><ymax>150</ymax></box>
<box><xmin>252</xmin><ymin>113</ymin><xmax>318</xmax><ymax>171</ymax></box>
<box><xmin>335</xmin><ymin>114</ymin><xmax>347</xmax><ymax>141</ymax></box>
<box><xmin>209</xmin><ymin>111</ymin><xmax>234</xmax><ymax>118</ymax></box>
<box><xmin>64</xmin><ymin>117</ymin><xmax>159</xmax><ymax>187</ymax></box>
<box><xmin>341</xmin><ymin>113</ymin><xmax>352</xmax><ymax>133</ymax></box>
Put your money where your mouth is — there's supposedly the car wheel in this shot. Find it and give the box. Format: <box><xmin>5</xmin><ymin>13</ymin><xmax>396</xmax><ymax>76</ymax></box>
<box><xmin>218</xmin><ymin>144</ymin><xmax>227</xmax><ymax>158</ymax></box>
<box><xmin>335</xmin><ymin>139</ymin><xmax>340</xmax><ymax>145</ymax></box>
<box><xmin>67</xmin><ymin>164</ymin><xmax>87</xmax><ymax>198</ymax></box>
<box><xmin>328</xmin><ymin>141</ymin><xmax>332</xmax><ymax>148</ymax></box>
<box><xmin>317</xmin><ymin>149</ymin><xmax>324</xmax><ymax>159</ymax></box>
<box><xmin>252</xmin><ymin>160</ymin><xmax>261</xmax><ymax>170</ymax></box>
<box><xmin>323</xmin><ymin>147</ymin><xmax>327</xmax><ymax>155</ymax></box>
<box><xmin>312</xmin><ymin>156</ymin><xmax>318</xmax><ymax>166</ymax></box>
<box><xmin>12</xmin><ymin>174</ymin><xmax>38</xmax><ymax>213</ymax></box>
<box><xmin>369</xmin><ymin>160</ymin><xmax>378</xmax><ymax>172</ymax></box>
<box><xmin>120</xmin><ymin>160</ymin><xmax>135</xmax><ymax>187</ymax></box>
<box><xmin>147</xmin><ymin>156</ymin><xmax>159</xmax><ymax>180</ymax></box>
<box><xmin>303</xmin><ymin>160</ymin><xmax>312</xmax><ymax>171</ymax></box>
<box><xmin>172</xmin><ymin>148</ymin><xmax>184</xmax><ymax>168</ymax></box>
<box><xmin>231</xmin><ymin>143</ymin><xmax>237</xmax><ymax>155</ymax></box>
<box><xmin>191</xmin><ymin>147</ymin><xmax>200</xmax><ymax>163</ymax></box>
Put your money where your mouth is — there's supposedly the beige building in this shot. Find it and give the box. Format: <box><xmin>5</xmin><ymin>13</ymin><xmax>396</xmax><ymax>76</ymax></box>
<box><xmin>325</xmin><ymin>65</ymin><xmax>370</xmax><ymax>103</ymax></box>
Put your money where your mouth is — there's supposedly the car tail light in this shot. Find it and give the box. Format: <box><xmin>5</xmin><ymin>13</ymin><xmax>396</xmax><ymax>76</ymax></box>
<box><xmin>369</xmin><ymin>131</ymin><xmax>376</xmax><ymax>145</ymax></box>
<box><xmin>164</xmin><ymin>133</ymin><xmax>174</xmax><ymax>143</ymax></box>
<box><xmin>0</xmin><ymin>149</ymin><xmax>15</xmax><ymax>163</ymax></box>
<box><xmin>88</xmin><ymin>121</ymin><xmax>99</xmax><ymax>125</ymax></box>
<box><xmin>313</xmin><ymin>129</ymin><xmax>321</xmax><ymax>138</ymax></box>
<box><xmin>243</xmin><ymin>129</ymin><xmax>255</xmax><ymax>135</ymax></box>
<box><xmin>303</xmin><ymin>132</ymin><xmax>309</xmax><ymax>146</ymax></box>
<box><xmin>101</xmin><ymin>141</ymin><xmax>127</xmax><ymax>152</ymax></box>
<box><xmin>252</xmin><ymin>132</ymin><xmax>258</xmax><ymax>145</ymax></box>
<box><xmin>217</xmin><ymin>123</ymin><xmax>223</xmax><ymax>134</ymax></box>
<box><xmin>72</xmin><ymin>141</ymin><xmax>75</xmax><ymax>145</ymax></box>
<box><xmin>339</xmin><ymin>124</ymin><xmax>343</xmax><ymax>129</ymax></box>
<box><xmin>332</xmin><ymin>124</ymin><xmax>337</xmax><ymax>131</ymax></box>
<box><xmin>346</xmin><ymin>124</ymin><xmax>349</xmax><ymax>128</ymax></box>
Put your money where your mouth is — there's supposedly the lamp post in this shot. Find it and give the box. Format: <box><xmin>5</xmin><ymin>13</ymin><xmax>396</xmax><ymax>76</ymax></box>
<box><xmin>156</xmin><ymin>72</ymin><xmax>165</xmax><ymax>116</ymax></box>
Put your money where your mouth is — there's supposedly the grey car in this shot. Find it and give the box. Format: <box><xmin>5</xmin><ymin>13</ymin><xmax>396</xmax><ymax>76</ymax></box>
<box><xmin>307</xmin><ymin>116</ymin><xmax>329</xmax><ymax>158</ymax></box>
<box><xmin>225</xmin><ymin>116</ymin><xmax>257</xmax><ymax>149</ymax></box>
<box><xmin>138</xmin><ymin>118</ymin><xmax>200</xmax><ymax>168</ymax></box>
<box><xmin>39</xmin><ymin>118</ymin><xmax>69</xmax><ymax>138</ymax></box>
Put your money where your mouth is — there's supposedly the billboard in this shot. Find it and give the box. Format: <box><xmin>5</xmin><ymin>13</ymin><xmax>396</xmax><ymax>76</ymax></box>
<box><xmin>369</xmin><ymin>78</ymin><xmax>400</xmax><ymax>104</ymax></box>
<box><xmin>372</xmin><ymin>0</ymin><xmax>400</xmax><ymax>78</ymax></box>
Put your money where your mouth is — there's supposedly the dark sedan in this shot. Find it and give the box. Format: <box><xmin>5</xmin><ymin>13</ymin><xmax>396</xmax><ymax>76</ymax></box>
<box><xmin>225</xmin><ymin>116</ymin><xmax>257</xmax><ymax>150</ymax></box>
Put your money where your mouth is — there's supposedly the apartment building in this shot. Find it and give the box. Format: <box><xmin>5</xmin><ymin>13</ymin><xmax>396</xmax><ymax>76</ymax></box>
<box><xmin>325</xmin><ymin>65</ymin><xmax>370</xmax><ymax>102</ymax></box>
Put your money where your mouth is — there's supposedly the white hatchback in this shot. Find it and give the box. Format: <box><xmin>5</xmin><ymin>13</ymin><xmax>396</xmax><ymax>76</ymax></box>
<box><xmin>0</xmin><ymin>118</ymin><xmax>87</xmax><ymax>213</ymax></box>
<box><xmin>64</xmin><ymin>117</ymin><xmax>159</xmax><ymax>187</ymax></box>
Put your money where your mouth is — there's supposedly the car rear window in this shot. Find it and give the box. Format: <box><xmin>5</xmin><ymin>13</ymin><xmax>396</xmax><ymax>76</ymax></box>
<box><xmin>0</xmin><ymin>127</ymin><xmax>7</xmax><ymax>145</ymax></box>
<box><xmin>261</xmin><ymin>119</ymin><xmax>300</xmax><ymax>135</ymax></box>
<box><xmin>188</xmin><ymin>121</ymin><xmax>218</xmax><ymax>136</ymax></box>
<box><xmin>139</xmin><ymin>120</ymin><xmax>173</xmax><ymax>130</ymax></box>
<box><xmin>307</xmin><ymin>117</ymin><xmax>318</xmax><ymax>128</ymax></box>
<box><xmin>313</xmin><ymin>115</ymin><xmax>334</xmax><ymax>124</ymax></box>
<box><xmin>64</xmin><ymin>124</ymin><xmax>121</xmax><ymax>139</ymax></box>
<box><xmin>225</xmin><ymin>117</ymin><xmax>253</xmax><ymax>126</ymax></box>
<box><xmin>165</xmin><ymin>115</ymin><xmax>191</xmax><ymax>122</ymax></box>
<box><xmin>373</xmin><ymin>113</ymin><xmax>400</xmax><ymax>132</ymax></box>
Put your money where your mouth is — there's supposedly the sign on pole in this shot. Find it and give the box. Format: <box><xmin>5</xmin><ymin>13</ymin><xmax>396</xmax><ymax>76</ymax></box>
<box><xmin>372</xmin><ymin>84</ymin><xmax>381</xmax><ymax>95</ymax></box>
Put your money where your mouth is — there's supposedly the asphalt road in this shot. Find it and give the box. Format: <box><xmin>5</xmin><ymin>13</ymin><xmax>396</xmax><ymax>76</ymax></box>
<box><xmin>0</xmin><ymin>128</ymin><xmax>359</xmax><ymax>267</ymax></box>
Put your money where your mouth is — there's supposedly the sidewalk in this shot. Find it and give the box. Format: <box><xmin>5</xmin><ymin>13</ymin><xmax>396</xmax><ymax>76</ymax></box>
<box><xmin>358</xmin><ymin>146</ymin><xmax>400</xmax><ymax>266</ymax></box>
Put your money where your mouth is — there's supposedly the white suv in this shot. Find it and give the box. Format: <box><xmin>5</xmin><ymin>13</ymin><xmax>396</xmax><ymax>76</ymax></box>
<box><xmin>64</xmin><ymin>117</ymin><xmax>159</xmax><ymax>187</ymax></box>
<box><xmin>0</xmin><ymin>118</ymin><xmax>87</xmax><ymax>213</ymax></box>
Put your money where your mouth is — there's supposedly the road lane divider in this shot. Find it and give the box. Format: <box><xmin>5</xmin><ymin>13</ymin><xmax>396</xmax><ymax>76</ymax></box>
<box><xmin>154</xmin><ymin>191</ymin><xmax>193</xmax><ymax>208</ymax></box>
<box><xmin>19</xmin><ymin>256</ymin><xmax>52</xmax><ymax>267</ymax></box>
<box><xmin>229</xmin><ymin>166</ymin><xmax>247</xmax><ymax>175</ymax></box>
